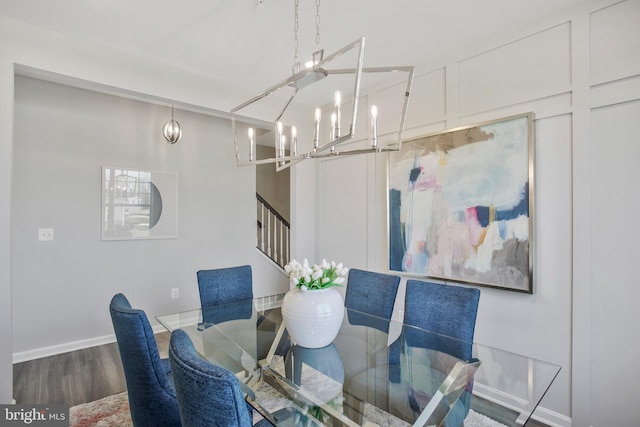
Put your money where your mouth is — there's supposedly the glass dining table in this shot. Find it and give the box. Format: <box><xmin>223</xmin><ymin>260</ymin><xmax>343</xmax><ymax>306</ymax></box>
<box><xmin>156</xmin><ymin>295</ymin><xmax>560</xmax><ymax>427</ymax></box>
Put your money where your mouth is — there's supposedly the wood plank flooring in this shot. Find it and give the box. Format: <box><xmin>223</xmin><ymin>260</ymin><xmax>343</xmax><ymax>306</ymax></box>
<box><xmin>12</xmin><ymin>332</ymin><xmax>170</xmax><ymax>407</ymax></box>
<box><xmin>13</xmin><ymin>333</ymin><xmax>549</xmax><ymax>426</ymax></box>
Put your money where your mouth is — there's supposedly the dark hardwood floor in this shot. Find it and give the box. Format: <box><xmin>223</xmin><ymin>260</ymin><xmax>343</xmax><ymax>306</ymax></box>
<box><xmin>13</xmin><ymin>333</ymin><xmax>549</xmax><ymax>426</ymax></box>
<box><xmin>12</xmin><ymin>332</ymin><xmax>170</xmax><ymax>407</ymax></box>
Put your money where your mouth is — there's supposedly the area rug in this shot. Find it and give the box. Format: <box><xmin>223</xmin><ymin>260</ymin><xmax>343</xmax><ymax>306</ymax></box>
<box><xmin>464</xmin><ymin>410</ymin><xmax>508</xmax><ymax>427</ymax></box>
<box><xmin>69</xmin><ymin>392</ymin><xmax>132</xmax><ymax>427</ymax></box>
<box><xmin>69</xmin><ymin>391</ymin><xmax>506</xmax><ymax>427</ymax></box>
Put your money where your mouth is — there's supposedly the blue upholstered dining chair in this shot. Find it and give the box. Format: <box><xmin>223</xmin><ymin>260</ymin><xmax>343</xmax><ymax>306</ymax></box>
<box><xmin>196</xmin><ymin>265</ymin><xmax>253</xmax><ymax>308</ymax></box>
<box><xmin>344</xmin><ymin>268</ymin><xmax>401</xmax><ymax>328</ymax></box>
<box><xmin>403</xmin><ymin>279</ymin><xmax>480</xmax><ymax>360</ymax></box>
<box><xmin>339</xmin><ymin>268</ymin><xmax>402</xmax><ymax>419</ymax></box>
<box><xmin>109</xmin><ymin>293</ymin><xmax>181</xmax><ymax>427</ymax></box>
<box><xmin>197</xmin><ymin>265</ymin><xmax>254</xmax><ymax>328</ymax></box>
<box><xmin>169</xmin><ymin>329</ymin><xmax>270</xmax><ymax>427</ymax></box>
<box><xmin>403</xmin><ymin>280</ymin><xmax>481</xmax><ymax>427</ymax></box>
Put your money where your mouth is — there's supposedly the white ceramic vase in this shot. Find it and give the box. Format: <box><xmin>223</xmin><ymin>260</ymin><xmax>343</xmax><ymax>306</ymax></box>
<box><xmin>281</xmin><ymin>287</ymin><xmax>344</xmax><ymax>348</ymax></box>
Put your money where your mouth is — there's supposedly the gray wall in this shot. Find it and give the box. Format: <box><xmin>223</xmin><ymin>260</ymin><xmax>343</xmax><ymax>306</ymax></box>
<box><xmin>11</xmin><ymin>76</ymin><xmax>289</xmax><ymax>356</ymax></box>
<box><xmin>0</xmin><ymin>12</ymin><xmax>311</xmax><ymax>402</ymax></box>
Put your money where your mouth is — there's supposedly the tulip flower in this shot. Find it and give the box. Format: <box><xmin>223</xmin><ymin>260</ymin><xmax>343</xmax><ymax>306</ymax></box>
<box><xmin>283</xmin><ymin>258</ymin><xmax>350</xmax><ymax>291</ymax></box>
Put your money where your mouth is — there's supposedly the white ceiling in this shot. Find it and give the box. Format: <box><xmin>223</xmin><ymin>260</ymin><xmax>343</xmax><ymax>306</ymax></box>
<box><xmin>1</xmin><ymin>0</ymin><xmax>585</xmax><ymax>96</ymax></box>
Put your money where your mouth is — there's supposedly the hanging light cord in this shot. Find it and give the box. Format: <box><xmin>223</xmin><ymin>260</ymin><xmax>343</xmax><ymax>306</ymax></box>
<box><xmin>292</xmin><ymin>0</ymin><xmax>321</xmax><ymax>72</ymax></box>
<box><xmin>293</xmin><ymin>0</ymin><xmax>299</xmax><ymax>71</ymax></box>
<box><xmin>315</xmin><ymin>0</ymin><xmax>320</xmax><ymax>53</ymax></box>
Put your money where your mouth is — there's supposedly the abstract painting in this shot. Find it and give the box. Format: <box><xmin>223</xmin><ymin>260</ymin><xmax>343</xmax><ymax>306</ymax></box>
<box><xmin>388</xmin><ymin>113</ymin><xmax>534</xmax><ymax>292</ymax></box>
<box><xmin>102</xmin><ymin>166</ymin><xmax>178</xmax><ymax>240</ymax></box>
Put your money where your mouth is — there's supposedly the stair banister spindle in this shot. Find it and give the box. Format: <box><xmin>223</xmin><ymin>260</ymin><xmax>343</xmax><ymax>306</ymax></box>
<box><xmin>273</xmin><ymin>212</ymin><xmax>278</xmax><ymax>265</ymax></box>
<box><xmin>255</xmin><ymin>193</ymin><xmax>290</xmax><ymax>268</ymax></box>
<box><xmin>260</xmin><ymin>203</ymin><xmax>265</xmax><ymax>252</ymax></box>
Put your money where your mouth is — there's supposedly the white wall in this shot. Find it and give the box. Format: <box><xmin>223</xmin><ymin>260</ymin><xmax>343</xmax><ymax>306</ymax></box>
<box><xmin>317</xmin><ymin>0</ymin><xmax>640</xmax><ymax>426</ymax></box>
<box><xmin>589</xmin><ymin>100</ymin><xmax>640</xmax><ymax>427</ymax></box>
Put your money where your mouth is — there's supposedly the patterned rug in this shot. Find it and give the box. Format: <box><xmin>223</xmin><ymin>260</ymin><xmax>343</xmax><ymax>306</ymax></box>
<box><xmin>69</xmin><ymin>391</ymin><xmax>505</xmax><ymax>427</ymax></box>
<box><xmin>69</xmin><ymin>392</ymin><xmax>132</xmax><ymax>427</ymax></box>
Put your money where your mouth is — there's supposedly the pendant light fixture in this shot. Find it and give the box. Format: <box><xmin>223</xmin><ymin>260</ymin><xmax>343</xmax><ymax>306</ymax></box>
<box><xmin>231</xmin><ymin>0</ymin><xmax>414</xmax><ymax>171</ymax></box>
<box><xmin>163</xmin><ymin>106</ymin><xmax>182</xmax><ymax>144</ymax></box>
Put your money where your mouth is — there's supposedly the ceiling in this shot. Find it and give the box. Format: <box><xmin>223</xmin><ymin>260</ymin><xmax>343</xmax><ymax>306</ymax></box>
<box><xmin>1</xmin><ymin>0</ymin><xmax>585</xmax><ymax>97</ymax></box>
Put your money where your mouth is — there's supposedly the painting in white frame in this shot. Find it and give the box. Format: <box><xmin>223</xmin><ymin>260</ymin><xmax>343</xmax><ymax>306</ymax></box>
<box><xmin>102</xmin><ymin>166</ymin><xmax>178</xmax><ymax>240</ymax></box>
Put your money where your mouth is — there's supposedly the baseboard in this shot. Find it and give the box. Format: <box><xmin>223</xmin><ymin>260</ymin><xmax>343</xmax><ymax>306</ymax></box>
<box><xmin>12</xmin><ymin>325</ymin><xmax>168</xmax><ymax>363</ymax></box>
<box><xmin>13</xmin><ymin>334</ymin><xmax>116</xmax><ymax>363</ymax></box>
<box><xmin>13</xmin><ymin>303</ymin><xmax>298</xmax><ymax>363</ymax></box>
<box><xmin>530</xmin><ymin>406</ymin><xmax>572</xmax><ymax>427</ymax></box>
<box><xmin>473</xmin><ymin>383</ymin><xmax>571</xmax><ymax>427</ymax></box>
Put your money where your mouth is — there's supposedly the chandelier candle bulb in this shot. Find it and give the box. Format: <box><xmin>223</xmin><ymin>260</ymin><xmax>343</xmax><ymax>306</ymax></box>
<box><xmin>330</xmin><ymin>112</ymin><xmax>337</xmax><ymax>151</ymax></box>
<box><xmin>313</xmin><ymin>108</ymin><xmax>321</xmax><ymax>149</ymax></box>
<box><xmin>291</xmin><ymin>126</ymin><xmax>298</xmax><ymax>156</ymax></box>
<box><xmin>248</xmin><ymin>127</ymin><xmax>255</xmax><ymax>161</ymax></box>
<box><xmin>371</xmin><ymin>105</ymin><xmax>378</xmax><ymax>148</ymax></box>
<box><xmin>334</xmin><ymin>91</ymin><xmax>341</xmax><ymax>139</ymax></box>
<box><xmin>280</xmin><ymin>135</ymin><xmax>286</xmax><ymax>159</ymax></box>
<box><xmin>278</xmin><ymin>135</ymin><xmax>286</xmax><ymax>167</ymax></box>
<box><xmin>276</xmin><ymin>121</ymin><xmax>283</xmax><ymax>158</ymax></box>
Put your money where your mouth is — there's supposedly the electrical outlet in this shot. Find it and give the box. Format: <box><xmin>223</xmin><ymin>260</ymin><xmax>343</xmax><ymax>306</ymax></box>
<box><xmin>171</xmin><ymin>288</ymin><xmax>179</xmax><ymax>299</ymax></box>
<box><xmin>38</xmin><ymin>228</ymin><xmax>54</xmax><ymax>241</ymax></box>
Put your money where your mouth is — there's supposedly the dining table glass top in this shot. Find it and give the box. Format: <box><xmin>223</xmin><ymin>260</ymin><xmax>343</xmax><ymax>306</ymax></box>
<box><xmin>157</xmin><ymin>296</ymin><xmax>560</xmax><ymax>427</ymax></box>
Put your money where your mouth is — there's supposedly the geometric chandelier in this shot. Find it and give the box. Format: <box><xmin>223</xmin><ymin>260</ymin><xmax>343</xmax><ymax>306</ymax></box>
<box><xmin>231</xmin><ymin>3</ymin><xmax>414</xmax><ymax>172</ymax></box>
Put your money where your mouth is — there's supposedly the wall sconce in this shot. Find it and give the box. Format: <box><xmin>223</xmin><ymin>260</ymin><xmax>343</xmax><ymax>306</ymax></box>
<box><xmin>162</xmin><ymin>106</ymin><xmax>182</xmax><ymax>144</ymax></box>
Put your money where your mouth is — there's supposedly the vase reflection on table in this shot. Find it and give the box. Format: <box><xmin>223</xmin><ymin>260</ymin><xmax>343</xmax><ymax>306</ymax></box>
<box><xmin>281</xmin><ymin>258</ymin><xmax>348</xmax><ymax>349</ymax></box>
<box><xmin>284</xmin><ymin>343</ymin><xmax>345</xmax><ymax>400</ymax></box>
<box><xmin>281</xmin><ymin>342</ymin><xmax>345</xmax><ymax>424</ymax></box>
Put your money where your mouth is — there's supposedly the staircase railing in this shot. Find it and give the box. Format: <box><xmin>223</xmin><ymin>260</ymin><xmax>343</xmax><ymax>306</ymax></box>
<box><xmin>256</xmin><ymin>193</ymin><xmax>290</xmax><ymax>268</ymax></box>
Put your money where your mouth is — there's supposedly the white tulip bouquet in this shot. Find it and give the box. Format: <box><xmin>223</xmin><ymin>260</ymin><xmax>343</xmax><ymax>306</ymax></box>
<box><xmin>284</xmin><ymin>258</ymin><xmax>349</xmax><ymax>291</ymax></box>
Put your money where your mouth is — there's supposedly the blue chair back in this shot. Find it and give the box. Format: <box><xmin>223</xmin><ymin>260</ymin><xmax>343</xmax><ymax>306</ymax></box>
<box><xmin>403</xmin><ymin>281</ymin><xmax>480</xmax><ymax>427</ymax></box>
<box><xmin>201</xmin><ymin>298</ymin><xmax>253</xmax><ymax>326</ymax></box>
<box><xmin>404</xmin><ymin>280</ymin><xmax>480</xmax><ymax>360</ymax></box>
<box><xmin>109</xmin><ymin>293</ymin><xmax>181</xmax><ymax>427</ymax></box>
<box><xmin>197</xmin><ymin>265</ymin><xmax>253</xmax><ymax>308</ymax></box>
<box><xmin>345</xmin><ymin>268</ymin><xmax>401</xmax><ymax>320</ymax></box>
<box><xmin>169</xmin><ymin>329</ymin><xmax>254</xmax><ymax>427</ymax></box>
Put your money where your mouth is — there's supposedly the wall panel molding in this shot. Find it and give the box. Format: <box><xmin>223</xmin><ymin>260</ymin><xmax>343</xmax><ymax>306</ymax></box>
<box><xmin>458</xmin><ymin>92</ymin><xmax>573</xmax><ymax>125</ymax></box>
<box><xmin>590</xmin><ymin>74</ymin><xmax>640</xmax><ymax>109</ymax></box>
<box><xmin>457</xmin><ymin>22</ymin><xmax>572</xmax><ymax>116</ymax></box>
<box><xmin>589</xmin><ymin>0</ymin><xmax>640</xmax><ymax>85</ymax></box>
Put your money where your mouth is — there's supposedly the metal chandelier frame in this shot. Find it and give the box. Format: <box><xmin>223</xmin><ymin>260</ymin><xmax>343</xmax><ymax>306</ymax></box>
<box><xmin>231</xmin><ymin>36</ymin><xmax>414</xmax><ymax>171</ymax></box>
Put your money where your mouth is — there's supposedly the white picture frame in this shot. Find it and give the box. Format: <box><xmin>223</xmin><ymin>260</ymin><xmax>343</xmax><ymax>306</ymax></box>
<box><xmin>102</xmin><ymin>166</ymin><xmax>178</xmax><ymax>240</ymax></box>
